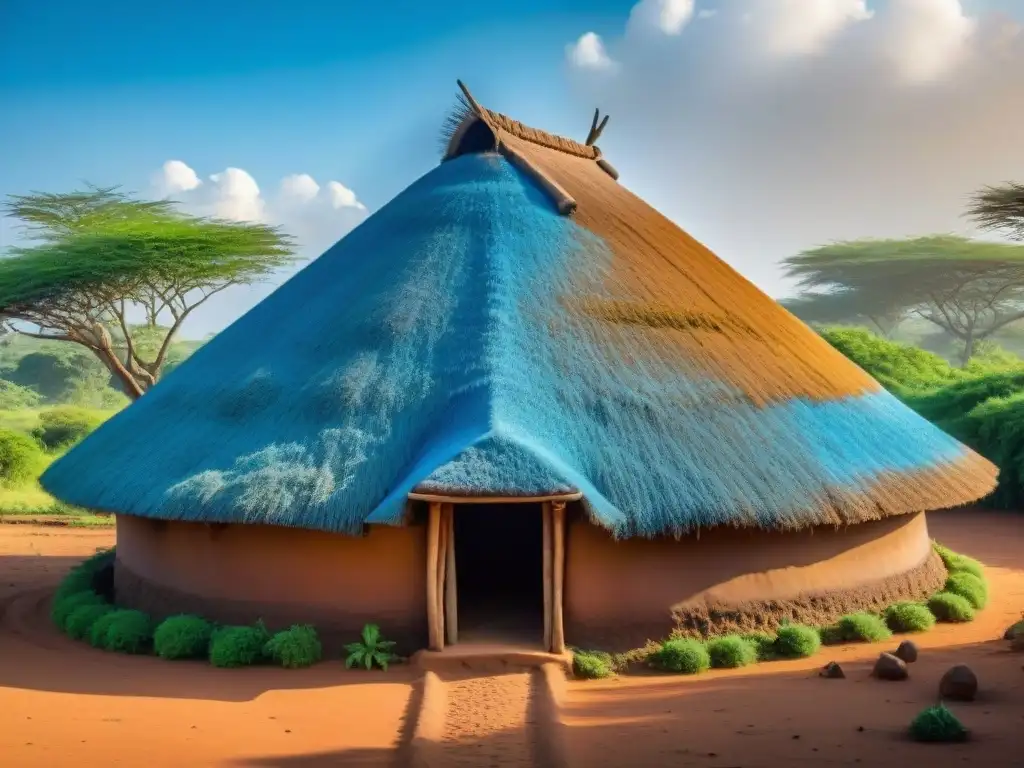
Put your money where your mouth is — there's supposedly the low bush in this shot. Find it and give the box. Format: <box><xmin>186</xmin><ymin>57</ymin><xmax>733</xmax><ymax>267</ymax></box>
<box><xmin>55</xmin><ymin>548</ymin><xmax>115</xmax><ymax>601</ymax></box>
<box><xmin>209</xmin><ymin>622</ymin><xmax>271</xmax><ymax>668</ymax></box>
<box><xmin>100</xmin><ymin>610</ymin><xmax>153</xmax><ymax>654</ymax></box>
<box><xmin>933</xmin><ymin>544</ymin><xmax>984</xmax><ymax>580</ymax></box>
<box><xmin>265</xmin><ymin>624</ymin><xmax>322</xmax><ymax>669</ymax></box>
<box><xmin>0</xmin><ymin>428</ymin><xmax>45</xmax><ymax>486</ymax></box>
<box><xmin>572</xmin><ymin>649</ymin><xmax>615</xmax><ymax>679</ymax></box>
<box><xmin>928</xmin><ymin>592</ymin><xmax>975</xmax><ymax>623</ymax></box>
<box><xmin>344</xmin><ymin>624</ymin><xmax>398</xmax><ymax>671</ymax></box>
<box><xmin>944</xmin><ymin>572</ymin><xmax>988</xmax><ymax>610</ymax></box>
<box><xmin>648</xmin><ymin>638</ymin><xmax>710</xmax><ymax>674</ymax></box>
<box><xmin>908</xmin><ymin>704</ymin><xmax>969</xmax><ymax>743</ymax></box>
<box><xmin>64</xmin><ymin>603</ymin><xmax>114</xmax><ymax>640</ymax></box>
<box><xmin>154</xmin><ymin>615</ymin><xmax>215</xmax><ymax>660</ymax></box>
<box><xmin>832</xmin><ymin>613</ymin><xmax>892</xmax><ymax>643</ymax></box>
<box><xmin>706</xmin><ymin>635</ymin><xmax>758</xmax><ymax>669</ymax></box>
<box><xmin>740</xmin><ymin>631</ymin><xmax>777</xmax><ymax>660</ymax></box>
<box><xmin>885</xmin><ymin>602</ymin><xmax>936</xmax><ymax>633</ymax></box>
<box><xmin>773</xmin><ymin>624</ymin><xmax>821</xmax><ymax>658</ymax></box>
<box><xmin>31</xmin><ymin>406</ymin><xmax>105</xmax><ymax>451</ymax></box>
<box><xmin>51</xmin><ymin>590</ymin><xmax>104</xmax><ymax>629</ymax></box>
<box><xmin>88</xmin><ymin>610</ymin><xmax>122</xmax><ymax>648</ymax></box>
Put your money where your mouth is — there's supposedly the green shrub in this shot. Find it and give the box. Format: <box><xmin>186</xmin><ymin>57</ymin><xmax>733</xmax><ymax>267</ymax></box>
<box><xmin>55</xmin><ymin>548</ymin><xmax>115</xmax><ymax>600</ymax></box>
<box><xmin>153</xmin><ymin>615</ymin><xmax>215</xmax><ymax>660</ymax></box>
<box><xmin>100</xmin><ymin>610</ymin><xmax>153</xmax><ymax>653</ymax></box>
<box><xmin>31</xmin><ymin>406</ymin><xmax>105</xmax><ymax>451</ymax></box>
<box><xmin>209</xmin><ymin>622</ymin><xmax>271</xmax><ymax>668</ymax></box>
<box><xmin>648</xmin><ymin>638</ymin><xmax>711</xmax><ymax>674</ymax></box>
<box><xmin>64</xmin><ymin>603</ymin><xmax>114</xmax><ymax>640</ymax></box>
<box><xmin>88</xmin><ymin>610</ymin><xmax>122</xmax><ymax>648</ymax></box>
<box><xmin>741</xmin><ymin>631</ymin><xmax>778</xmax><ymax>660</ymax></box>
<box><xmin>908</xmin><ymin>704</ymin><xmax>969</xmax><ymax>743</ymax></box>
<box><xmin>944</xmin><ymin>572</ymin><xmax>988</xmax><ymax>610</ymax></box>
<box><xmin>51</xmin><ymin>590</ymin><xmax>104</xmax><ymax>629</ymax></box>
<box><xmin>818</xmin><ymin>624</ymin><xmax>845</xmax><ymax>646</ymax></box>
<box><xmin>832</xmin><ymin>612</ymin><xmax>893</xmax><ymax>643</ymax></box>
<box><xmin>0</xmin><ymin>428</ymin><xmax>45</xmax><ymax>486</ymax></box>
<box><xmin>264</xmin><ymin>624</ymin><xmax>322</xmax><ymax>669</ymax></box>
<box><xmin>344</xmin><ymin>623</ymin><xmax>398</xmax><ymax>671</ymax></box>
<box><xmin>773</xmin><ymin>624</ymin><xmax>821</xmax><ymax>658</ymax></box>
<box><xmin>928</xmin><ymin>592</ymin><xmax>975</xmax><ymax>623</ymax></box>
<box><xmin>572</xmin><ymin>649</ymin><xmax>615</xmax><ymax>679</ymax></box>
<box><xmin>0</xmin><ymin>380</ymin><xmax>41</xmax><ymax>410</ymax></box>
<box><xmin>933</xmin><ymin>544</ymin><xmax>984</xmax><ymax>580</ymax></box>
<box><xmin>706</xmin><ymin>635</ymin><xmax>758</xmax><ymax>669</ymax></box>
<box><xmin>885</xmin><ymin>602</ymin><xmax>936</xmax><ymax>633</ymax></box>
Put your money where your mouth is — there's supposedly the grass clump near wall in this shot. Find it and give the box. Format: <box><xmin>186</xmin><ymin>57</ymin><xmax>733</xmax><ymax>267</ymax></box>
<box><xmin>928</xmin><ymin>593</ymin><xmax>976</xmax><ymax>623</ymax></box>
<box><xmin>572</xmin><ymin>649</ymin><xmax>615</xmax><ymax>679</ymax></box>
<box><xmin>885</xmin><ymin>602</ymin><xmax>936</xmax><ymax>633</ymax></box>
<box><xmin>740</xmin><ymin>631</ymin><xmax>778</xmax><ymax>660</ymax></box>
<box><xmin>944</xmin><ymin>572</ymin><xmax>988</xmax><ymax>610</ymax></box>
<box><xmin>706</xmin><ymin>635</ymin><xmax>758</xmax><ymax>669</ymax></box>
<box><xmin>773</xmin><ymin>624</ymin><xmax>821</xmax><ymax>659</ymax></box>
<box><xmin>154</xmin><ymin>615</ymin><xmax>215</xmax><ymax>660</ymax></box>
<box><xmin>908</xmin><ymin>704</ymin><xmax>970</xmax><ymax>743</ymax></box>
<box><xmin>649</xmin><ymin>638</ymin><xmax>711</xmax><ymax>674</ymax></box>
<box><xmin>64</xmin><ymin>603</ymin><xmax>115</xmax><ymax>640</ymax></box>
<box><xmin>51</xmin><ymin>589</ymin><xmax>105</xmax><ymax>629</ymax></box>
<box><xmin>209</xmin><ymin>622</ymin><xmax>271</xmax><ymax>668</ymax></box>
<box><xmin>98</xmin><ymin>610</ymin><xmax>153</xmax><ymax>654</ymax></box>
<box><xmin>829</xmin><ymin>613</ymin><xmax>893</xmax><ymax>643</ymax></box>
<box><xmin>933</xmin><ymin>543</ymin><xmax>984</xmax><ymax>580</ymax></box>
<box><xmin>264</xmin><ymin>624</ymin><xmax>322</xmax><ymax>669</ymax></box>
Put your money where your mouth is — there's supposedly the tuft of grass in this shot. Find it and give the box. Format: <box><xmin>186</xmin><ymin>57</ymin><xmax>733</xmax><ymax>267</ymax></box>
<box><xmin>908</xmin><ymin>704</ymin><xmax>969</xmax><ymax>743</ymax></box>
<box><xmin>648</xmin><ymin>638</ymin><xmax>711</xmax><ymax>674</ymax></box>
<box><xmin>885</xmin><ymin>602</ymin><xmax>936</xmax><ymax>633</ymax></box>
<box><xmin>99</xmin><ymin>609</ymin><xmax>154</xmax><ymax>654</ymax></box>
<box><xmin>706</xmin><ymin>635</ymin><xmax>758</xmax><ymax>669</ymax></box>
<box><xmin>944</xmin><ymin>572</ymin><xmax>988</xmax><ymax>610</ymax></box>
<box><xmin>209</xmin><ymin>622</ymin><xmax>271</xmax><ymax>668</ymax></box>
<box><xmin>265</xmin><ymin>624</ymin><xmax>323</xmax><ymax>669</ymax></box>
<box><xmin>572</xmin><ymin>649</ymin><xmax>615</xmax><ymax>679</ymax></box>
<box><xmin>154</xmin><ymin>615</ymin><xmax>215</xmax><ymax>660</ymax></box>
<box><xmin>51</xmin><ymin>590</ymin><xmax>105</xmax><ymax>629</ymax></box>
<box><xmin>928</xmin><ymin>592</ymin><xmax>975</xmax><ymax>623</ymax></box>
<box><xmin>831</xmin><ymin>612</ymin><xmax>893</xmax><ymax>643</ymax></box>
<box><xmin>933</xmin><ymin>543</ymin><xmax>984</xmax><ymax>579</ymax></box>
<box><xmin>64</xmin><ymin>603</ymin><xmax>114</xmax><ymax>640</ymax></box>
<box><xmin>344</xmin><ymin>623</ymin><xmax>399</xmax><ymax>671</ymax></box>
<box><xmin>773</xmin><ymin>624</ymin><xmax>821</xmax><ymax>659</ymax></box>
<box><xmin>740</xmin><ymin>631</ymin><xmax>778</xmax><ymax>660</ymax></box>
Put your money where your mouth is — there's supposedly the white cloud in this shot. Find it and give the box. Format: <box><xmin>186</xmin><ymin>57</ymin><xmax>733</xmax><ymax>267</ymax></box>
<box><xmin>697</xmin><ymin>9</ymin><xmax>717</xmax><ymax>20</ymax></box>
<box><xmin>209</xmin><ymin>167</ymin><xmax>265</xmax><ymax>222</ymax></box>
<box><xmin>876</xmin><ymin>0</ymin><xmax>977</xmax><ymax>83</ymax></box>
<box><xmin>327</xmin><ymin>181</ymin><xmax>367</xmax><ymax>210</ymax></box>
<box><xmin>567</xmin><ymin>32</ymin><xmax>616</xmax><ymax>70</ymax></box>
<box><xmin>279</xmin><ymin>173</ymin><xmax>320</xmax><ymax>203</ymax></box>
<box><xmin>153</xmin><ymin>160</ymin><xmax>202</xmax><ymax>194</ymax></box>
<box><xmin>748</xmin><ymin>0</ymin><xmax>873</xmax><ymax>56</ymax></box>
<box><xmin>627</xmin><ymin>0</ymin><xmax>696</xmax><ymax>36</ymax></box>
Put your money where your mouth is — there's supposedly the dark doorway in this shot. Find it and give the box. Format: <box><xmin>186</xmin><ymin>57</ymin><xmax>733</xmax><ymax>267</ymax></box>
<box><xmin>454</xmin><ymin>503</ymin><xmax>544</xmax><ymax>644</ymax></box>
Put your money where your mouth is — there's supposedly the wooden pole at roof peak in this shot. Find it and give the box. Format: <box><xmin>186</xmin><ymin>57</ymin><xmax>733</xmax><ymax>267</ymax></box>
<box><xmin>456</xmin><ymin>80</ymin><xmax>485</xmax><ymax>117</ymax></box>
<box><xmin>585</xmin><ymin>108</ymin><xmax>610</xmax><ymax>146</ymax></box>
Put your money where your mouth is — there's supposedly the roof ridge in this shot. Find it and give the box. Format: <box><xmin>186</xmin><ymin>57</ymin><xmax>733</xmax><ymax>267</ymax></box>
<box><xmin>481</xmin><ymin>108</ymin><xmax>599</xmax><ymax>159</ymax></box>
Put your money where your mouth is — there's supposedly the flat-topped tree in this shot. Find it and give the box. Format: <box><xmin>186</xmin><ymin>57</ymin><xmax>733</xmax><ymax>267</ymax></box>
<box><xmin>968</xmin><ymin>181</ymin><xmax>1024</xmax><ymax>242</ymax></box>
<box><xmin>1</xmin><ymin>186</ymin><xmax>296</xmax><ymax>399</ymax></box>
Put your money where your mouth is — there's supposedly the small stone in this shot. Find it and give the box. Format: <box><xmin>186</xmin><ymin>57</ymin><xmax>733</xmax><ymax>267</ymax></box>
<box><xmin>940</xmin><ymin>665</ymin><xmax>978</xmax><ymax>701</ymax></box>
<box><xmin>820</xmin><ymin>661</ymin><xmax>845</xmax><ymax>679</ymax></box>
<box><xmin>872</xmin><ymin>652</ymin><xmax>909</xmax><ymax>681</ymax></box>
<box><xmin>894</xmin><ymin>640</ymin><xmax>919</xmax><ymax>663</ymax></box>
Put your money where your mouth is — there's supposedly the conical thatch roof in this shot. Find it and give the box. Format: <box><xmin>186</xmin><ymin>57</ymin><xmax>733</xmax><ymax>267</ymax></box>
<box><xmin>41</xmin><ymin>83</ymin><xmax>997</xmax><ymax>538</ymax></box>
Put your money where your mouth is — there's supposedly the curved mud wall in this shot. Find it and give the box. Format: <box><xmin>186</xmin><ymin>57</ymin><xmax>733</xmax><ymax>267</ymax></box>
<box><xmin>565</xmin><ymin>511</ymin><xmax>944</xmax><ymax>650</ymax></box>
<box><xmin>114</xmin><ymin>515</ymin><xmax>427</xmax><ymax>651</ymax></box>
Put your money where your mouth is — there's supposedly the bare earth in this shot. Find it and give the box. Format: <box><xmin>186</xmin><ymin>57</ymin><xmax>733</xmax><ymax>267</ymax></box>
<box><xmin>0</xmin><ymin>509</ymin><xmax>1021</xmax><ymax>767</ymax></box>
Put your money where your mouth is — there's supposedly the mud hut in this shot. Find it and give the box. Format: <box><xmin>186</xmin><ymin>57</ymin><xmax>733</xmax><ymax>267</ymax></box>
<box><xmin>41</xmin><ymin>82</ymin><xmax>997</xmax><ymax>654</ymax></box>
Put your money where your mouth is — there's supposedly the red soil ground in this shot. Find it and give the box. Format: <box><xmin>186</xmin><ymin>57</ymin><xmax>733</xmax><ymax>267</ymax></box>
<box><xmin>0</xmin><ymin>509</ymin><xmax>1020</xmax><ymax>767</ymax></box>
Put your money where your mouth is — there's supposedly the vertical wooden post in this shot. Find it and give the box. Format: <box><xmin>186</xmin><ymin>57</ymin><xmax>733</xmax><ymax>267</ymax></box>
<box><xmin>542</xmin><ymin>501</ymin><xmax>553</xmax><ymax>652</ymax></box>
<box><xmin>551</xmin><ymin>500</ymin><xmax>566</xmax><ymax>654</ymax></box>
<box><xmin>426</xmin><ymin>502</ymin><xmax>443</xmax><ymax>651</ymax></box>
<box><xmin>445</xmin><ymin>504</ymin><xmax>458</xmax><ymax>645</ymax></box>
<box><xmin>436</xmin><ymin>503</ymin><xmax>448</xmax><ymax>648</ymax></box>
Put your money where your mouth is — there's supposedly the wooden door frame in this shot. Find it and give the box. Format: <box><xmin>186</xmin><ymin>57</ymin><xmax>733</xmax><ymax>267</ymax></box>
<box><xmin>413</xmin><ymin>492</ymin><xmax>581</xmax><ymax>653</ymax></box>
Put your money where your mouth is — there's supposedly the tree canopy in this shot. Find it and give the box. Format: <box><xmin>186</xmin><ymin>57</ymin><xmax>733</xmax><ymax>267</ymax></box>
<box><xmin>967</xmin><ymin>181</ymin><xmax>1024</xmax><ymax>242</ymax></box>
<box><xmin>0</xmin><ymin>187</ymin><xmax>296</xmax><ymax>399</ymax></box>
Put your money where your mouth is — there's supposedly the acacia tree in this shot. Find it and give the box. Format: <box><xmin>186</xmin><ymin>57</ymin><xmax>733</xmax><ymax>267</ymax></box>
<box><xmin>780</xmin><ymin>290</ymin><xmax>908</xmax><ymax>338</ymax></box>
<box><xmin>1</xmin><ymin>187</ymin><xmax>296</xmax><ymax>399</ymax></box>
<box><xmin>782</xmin><ymin>235</ymin><xmax>1024</xmax><ymax>366</ymax></box>
<box><xmin>968</xmin><ymin>181</ymin><xmax>1024</xmax><ymax>241</ymax></box>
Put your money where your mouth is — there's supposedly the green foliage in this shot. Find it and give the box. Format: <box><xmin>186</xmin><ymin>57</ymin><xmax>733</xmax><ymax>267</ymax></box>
<box><xmin>908</xmin><ymin>704</ymin><xmax>970</xmax><ymax>743</ymax></box>
<box><xmin>209</xmin><ymin>622</ymin><xmax>271</xmax><ymax>668</ymax></box>
<box><xmin>2</xmin><ymin>343</ymin><xmax>111</xmax><ymax>404</ymax></box>
<box><xmin>884</xmin><ymin>602</ymin><xmax>936</xmax><ymax>633</ymax></box>
<box><xmin>830</xmin><ymin>613</ymin><xmax>893</xmax><ymax>643</ymax></box>
<box><xmin>933</xmin><ymin>543</ymin><xmax>985</xmax><ymax>579</ymax></box>
<box><xmin>64</xmin><ymin>603</ymin><xmax>114</xmax><ymax>640</ymax></box>
<box><xmin>819</xmin><ymin>328</ymin><xmax>962</xmax><ymax>394</ymax></box>
<box><xmin>99</xmin><ymin>609</ymin><xmax>153</xmax><ymax>653</ymax></box>
<box><xmin>54</xmin><ymin>547</ymin><xmax>114</xmax><ymax>600</ymax></box>
<box><xmin>944</xmin><ymin>572</ymin><xmax>989</xmax><ymax>610</ymax></box>
<box><xmin>0</xmin><ymin>428</ymin><xmax>45</xmax><ymax>485</ymax></box>
<box><xmin>264</xmin><ymin>625</ymin><xmax>323</xmax><ymax>669</ymax></box>
<box><xmin>344</xmin><ymin>623</ymin><xmax>398</xmax><ymax>671</ymax></box>
<box><xmin>740</xmin><ymin>631</ymin><xmax>778</xmax><ymax>660</ymax></box>
<box><xmin>706</xmin><ymin>635</ymin><xmax>758</xmax><ymax>669</ymax></box>
<box><xmin>153</xmin><ymin>615</ymin><xmax>215</xmax><ymax>660</ymax></box>
<box><xmin>928</xmin><ymin>592</ymin><xmax>976</xmax><ymax>623</ymax></box>
<box><xmin>773</xmin><ymin>624</ymin><xmax>821</xmax><ymax>658</ymax></box>
<box><xmin>947</xmin><ymin>392</ymin><xmax>1024</xmax><ymax>509</ymax></box>
<box><xmin>648</xmin><ymin>638</ymin><xmax>711</xmax><ymax>674</ymax></box>
<box><xmin>572</xmin><ymin>649</ymin><xmax>615</xmax><ymax>679</ymax></box>
<box><xmin>31</xmin><ymin>406</ymin><xmax>105</xmax><ymax>451</ymax></box>
<box><xmin>51</xmin><ymin>590</ymin><xmax>105</xmax><ymax>629</ymax></box>
<box><xmin>0</xmin><ymin>380</ymin><xmax>40</xmax><ymax>409</ymax></box>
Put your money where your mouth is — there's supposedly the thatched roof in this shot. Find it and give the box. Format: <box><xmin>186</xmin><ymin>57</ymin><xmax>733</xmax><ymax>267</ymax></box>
<box><xmin>40</xmin><ymin>82</ymin><xmax>997</xmax><ymax>538</ymax></box>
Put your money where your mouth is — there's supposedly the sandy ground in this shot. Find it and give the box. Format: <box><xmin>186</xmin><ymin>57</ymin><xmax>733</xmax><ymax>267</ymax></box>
<box><xmin>0</xmin><ymin>509</ymin><xmax>1021</xmax><ymax>767</ymax></box>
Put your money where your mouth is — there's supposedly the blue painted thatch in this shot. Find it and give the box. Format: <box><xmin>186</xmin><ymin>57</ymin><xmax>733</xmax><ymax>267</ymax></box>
<box><xmin>41</xmin><ymin>102</ymin><xmax>997</xmax><ymax>537</ymax></box>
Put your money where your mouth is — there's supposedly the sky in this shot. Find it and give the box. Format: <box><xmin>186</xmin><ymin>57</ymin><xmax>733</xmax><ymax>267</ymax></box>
<box><xmin>2</xmin><ymin>0</ymin><xmax>1023</xmax><ymax>338</ymax></box>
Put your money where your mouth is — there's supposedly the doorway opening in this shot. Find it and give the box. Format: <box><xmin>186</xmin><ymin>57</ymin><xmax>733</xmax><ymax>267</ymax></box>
<box><xmin>453</xmin><ymin>503</ymin><xmax>544</xmax><ymax>644</ymax></box>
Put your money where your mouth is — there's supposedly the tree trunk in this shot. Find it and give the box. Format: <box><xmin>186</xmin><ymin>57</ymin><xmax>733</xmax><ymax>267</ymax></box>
<box><xmin>958</xmin><ymin>333</ymin><xmax>976</xmax><ymax>368</ymax></box>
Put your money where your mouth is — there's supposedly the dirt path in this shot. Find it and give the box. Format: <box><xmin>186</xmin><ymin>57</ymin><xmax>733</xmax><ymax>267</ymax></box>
<box><xmin>441</xmin><ymin>672</ymin><xmax>537</xmax><ymax>766</ymax></box>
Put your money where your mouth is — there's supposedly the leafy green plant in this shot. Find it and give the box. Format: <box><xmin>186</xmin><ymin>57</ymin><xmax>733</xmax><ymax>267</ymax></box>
<box><xmin>773</xmin><ymin>624</ymin><xmax>821</xmax><ymax>658</ymax></box>
<box><xmin>209</xmin><ymin>622</ymin><xmax>271</xmax><ymax>668</ymax></box>
<box><xmin>740</xmin><ymin>631</ymin><xmax>778</xmax><ymax>660</ymax></box>
<box><xmin>706</xmin><ymin>635</ymin><xmax>758</xmax><ymax>669</ymax></box>
<box><xmin>51</xmin><ymin>590</ymin><xmax>104</xmax><ymax>629</ymax></box>
<box><xmin>908</xmin><ymin>704</ymin><xmax>969</xmax><ymax>743</ymax></box>
<box><xmin>265</xmin><ymin>624</ymin><xmax>323</xmax><ymax>669</ymax></box>
<box><xmin>831</xmin><ymin>612</ymin><xmax>893</xmax><ymax>643</ymax></box>
<box><xmin>572</xmin><ymin>649</ymin><xmax>615</xmax><ymax>679</ymax></box>
<box><xmin>885</xmin><ymin>602</ymin><xmax>936</xmax><ymax>633</ymax></box>
<box><xmin>54</xmin><ymin>548</ymin><xmax>115</xmax><ymax>601</ymax></box>
<box><xmin>944</xmin><ymin>572</ymin><xmax>988</xmax><ymax>610</ymax></box>
<box><xmin>100</xmin><ymin>609</ymin><xmax>153</xmax><ymax>653</ymax></box>
<box><xmin>928</xmin><ymin>592</ymin><xmax>975</xmax><ymax>623</ymax></box>
<box><xmin>31</xmin><ymin>406</ymin><xmax>105</xmax><ymax>451</ymax></box>
<box><xmin>64</xmin><ymin>603</ymin><xmax>114</xmax><ymax>640</ymax></box>
<box><xmin>0</xmin><ymin>428</ymin><xmax>45</xmax><ymax>486</ymax></box>
<box><xmin>88</xmin><ymin>610</ymin><xmax>122</xmax><ymax>648</ymax></box>
<box><xmin>153</xmin><ymin>615</ymin><xmax>215</xmax><ymax>660</ymax></box>
<box><xmin>933</xmin><ymin>543</ymin><xmax>984</xmax><ymax>579</ymax></box>
<box><xmin>344</xmin><ymin>623</ymin><xmax>398</xmax><ymax>671</ymax></box>
<box><xmin>648</xmin><ymin>638</ymin><xmax>711</xmax><ymax>674</ymax></box>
